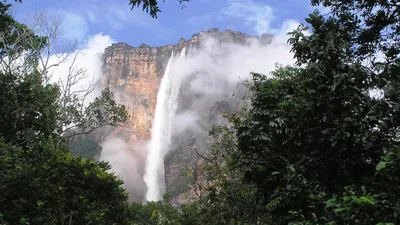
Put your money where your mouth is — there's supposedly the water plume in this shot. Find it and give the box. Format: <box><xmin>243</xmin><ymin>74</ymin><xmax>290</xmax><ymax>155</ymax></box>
<box><xmin>143</xmin><ymin>48</ymin><xmax>187</xmax><ymax>202</ymax></box>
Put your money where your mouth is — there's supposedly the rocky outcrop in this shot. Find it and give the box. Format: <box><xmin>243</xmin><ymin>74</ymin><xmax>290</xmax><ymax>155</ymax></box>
<box><xmin>100</xmin><ymin>28</ymin><xmax>273</xmax><ymax>204</ymax></box>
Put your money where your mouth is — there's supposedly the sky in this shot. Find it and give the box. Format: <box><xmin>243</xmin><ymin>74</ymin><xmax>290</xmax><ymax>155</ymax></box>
<box><xmin>12</xmin><ymin>0</ymin><xmax>328</xmax><ymax>47</ymax></box>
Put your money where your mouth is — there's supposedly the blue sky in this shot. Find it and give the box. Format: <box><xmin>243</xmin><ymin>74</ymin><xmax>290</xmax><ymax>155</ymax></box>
<box><xmin>12</xmin><ymin>0</ymin><xmax>326</xmax><ymax>47</ymax></box>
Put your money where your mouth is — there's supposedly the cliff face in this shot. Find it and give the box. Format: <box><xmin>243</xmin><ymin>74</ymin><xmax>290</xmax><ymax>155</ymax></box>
<box><xmin>101</xmin><ymin>43</ymin><xmax>173</xmax><ymax>142</ymax></box>
<box><xmin>101</xmin><ymin>29</ymin><xmax>272</xmax><ymax>142</ymax></box>
<box><xmin>101</xmin><ymin>28</ymin><xmax>273</xmax><ymax>204</ymax></box>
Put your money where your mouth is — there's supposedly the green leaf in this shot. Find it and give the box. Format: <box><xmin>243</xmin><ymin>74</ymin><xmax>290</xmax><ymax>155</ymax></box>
<box><xmin>37</xmin><ymin>200</ymin><xmax>45</xmax><ymax>208</ymax></box>
<box><xmin>376</xmin><ymin>161</ymin><xmax>387</xmax><ymax>171</ymax></box>
<box><xmin>288</xmin><ymin>165</ymin><xmax>296</xmax><ymax>173</ymax></box>
<box><xmin>359</xmin><ymin>195</ymin><xmax>375</xmax><ymax>205</ymax></box>
<box><xmin>334</xmin><ymin>207</ymin><xmax>348</xmax><ymax>213</ymax></box>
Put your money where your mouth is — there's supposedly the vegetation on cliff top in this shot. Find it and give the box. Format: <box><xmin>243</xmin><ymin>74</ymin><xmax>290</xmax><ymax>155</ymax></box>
<box><xmin>1</xmin><ymin>0</ymin><xmax>400</xmax><ymax>224</ymax></box>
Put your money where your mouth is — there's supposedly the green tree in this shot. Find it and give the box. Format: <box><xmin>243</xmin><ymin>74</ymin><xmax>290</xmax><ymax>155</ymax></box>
<box><xmin>0</xmin><ymin>2</ymin><xmax>133</xmax><ymax>224</ymax></box>
<box><xmin>126</xmin><ymin>201</ymin><xmax>182</xmax><ymax>225</ymax></box>
<box><xmin>178</xmin><ymin>125</ymin><xmax>270</xmax><ymax>225</ymax></box>
<box><xmin>0</xmin><ymin>1</ymin><xmax>57</xmax><ymax>147</ymax></box>
<box><xmin>0</xmin><ymin>139</ymin><xmax>132</xmax><ymax>225</ymax></box>
<box><xmin>220</xmin><ymin>0</ymin><xmax>400</xmax><ymax>224</ymax></box>
<box><xmin>0</xmin><ymin>1</ymin><xmax>128</xmax><ymax>148</ymax></box>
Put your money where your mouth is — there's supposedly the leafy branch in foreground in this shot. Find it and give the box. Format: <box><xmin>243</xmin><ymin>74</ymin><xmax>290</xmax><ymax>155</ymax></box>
<box><xmin>62</xmin><ymin>87</ymin><xmax>128</xmax><ymax>139</ymax></box>
<box><xmin>128</xmin><ymin>0</ymin><xmax>190</xmax><ymax>18</ymax></box>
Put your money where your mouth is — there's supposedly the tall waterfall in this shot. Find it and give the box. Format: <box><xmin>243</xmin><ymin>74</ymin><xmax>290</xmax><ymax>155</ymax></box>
<box><xmin>143</xmin><ymin>48</ymin><xmax>186</xmax><ymax>202</ymax></box>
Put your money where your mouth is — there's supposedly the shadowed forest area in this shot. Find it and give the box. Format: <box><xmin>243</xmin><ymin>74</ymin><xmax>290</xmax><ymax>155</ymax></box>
<box><xmin>1</xmin><ymin>0</ymin><xmax>400</xmax><ymax>224</ymax></box>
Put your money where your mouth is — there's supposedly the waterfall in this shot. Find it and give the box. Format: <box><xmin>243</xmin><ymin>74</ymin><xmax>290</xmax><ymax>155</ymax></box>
<box><xmin>143</xmin><ymin>48</ymin><xmax>186</xmax><ymax>202</ymax></box>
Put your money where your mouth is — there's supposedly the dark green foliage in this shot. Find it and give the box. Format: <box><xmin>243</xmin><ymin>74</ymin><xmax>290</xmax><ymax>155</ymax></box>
<box><xmin>0</xmin><ymin>139</ymin><xmax>130</xmax><ymax>225</ymax></box>
<box><xmin>61</xmin><ymin>87</ymin><xmax>129</xmax><ymax>140</ymax></box>
<box><xmin>177</xmin><ymin>125</ymin><xmax>270</xmax><ymax>225</ymax></box>
<box><xmin>0</xmin><ymin>70</ymin><xmax>60</xmax><ymax>148</ymax></box>
<box><xmin>310</xmin><ymin>0</ymin><xmax>399</xmax><ymax>64</ymax></box>
<box><xmin>126</xmin><ymin>201</ymin><xmax>182</xmax><ymax>224</ymax></box>
<box><xmin>128</xmin><ymin>0</ymin><xmax>190</xmax><ymax>18</ymax></box>
<box><xmin>82</xmin><ymin>88</ymin><xmax>128</xmax><ymax>132</ymax></box>
<box><xmin>221</xmin><ymin>1</ymin><xmax>400</xmax><ymax>224</ymax></box>
<box><xmin>0</xmin><ymin>1</ymin><xmax>57</xmax><ymax>148</ymax></box>
<box><xmin>0</xmin><ymin>1</ymin><xmax>133</xmax><ymax>224</ymax></box>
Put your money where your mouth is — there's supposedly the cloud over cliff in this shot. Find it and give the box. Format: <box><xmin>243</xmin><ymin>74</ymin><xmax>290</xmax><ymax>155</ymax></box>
<box><xmin>142</xmin><ymin>28</ymin><xmax>299</xmax><ymax>202</ymax></box>
<box><xmin>44</xmin><ymin>22</ymin><xmax>300</xmax><ymax>205</ymax></box>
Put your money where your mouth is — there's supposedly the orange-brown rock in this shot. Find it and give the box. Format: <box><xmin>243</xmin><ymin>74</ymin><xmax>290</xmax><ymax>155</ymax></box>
<box><xmin>101</xmin><ymin>42</ymin><xmax>174</xmax><ymax>142</ymax></box>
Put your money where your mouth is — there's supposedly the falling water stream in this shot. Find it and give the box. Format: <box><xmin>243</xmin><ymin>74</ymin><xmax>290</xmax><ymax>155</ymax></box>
<box><xmin>143</xmin><ymin>48</ymin><xmax>186</xmax><ymax>202</ymax></box>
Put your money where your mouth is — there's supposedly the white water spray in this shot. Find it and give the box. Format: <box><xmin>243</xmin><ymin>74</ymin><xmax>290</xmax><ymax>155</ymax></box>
<box><xmin>143</xmin><ymin>48</ymin><xmax>186</xmax><ymax>202</ymax></box>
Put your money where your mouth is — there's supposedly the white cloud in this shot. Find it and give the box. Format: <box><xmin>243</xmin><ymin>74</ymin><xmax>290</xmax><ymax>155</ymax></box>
<box><xmin>47</xmin><ymin>33</ymin><xmax>115</xmax><ymax>105</ymax></box>
<box><xmin>219</xmin><ymin>0</ymin><xmax>304</xmax><ymax>39</ymax></box>
<box><xmin>100</xmin><ymin>137</ymin><xmax>148</xmax><ymax>203</ymax></box>
<box><xmin>222</xmin><ymin>0</ymin><xmax>274</xmax><ymax>35</ymax></box>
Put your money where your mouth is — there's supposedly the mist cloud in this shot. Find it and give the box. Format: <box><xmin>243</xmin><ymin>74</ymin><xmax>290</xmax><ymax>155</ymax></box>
<box><xmin>99</xmin><ymin>138</ymin><xmax>148</xmax><ymax>202</ymax></box>
<box><xmin>173</xmin><ymin>111</ymin><xmax>201</xmax><ymax>135</ymax></box>
<box><xmin>163</xmin><ymin>33</ymin><xmax>297</xmax><ymax>154</ymax></box>
<box><xmin>142</xmin><ymin>28</ymin><xmax>299</xmax><ymax>202</ymax></box>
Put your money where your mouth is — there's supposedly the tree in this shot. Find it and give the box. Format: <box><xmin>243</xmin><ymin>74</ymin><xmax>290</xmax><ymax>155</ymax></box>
<box><xmin>128</xmin><ymin>0</ymin><xmax>190</xmax><ymax>18</ymax></box>
<box><xmin>0</xmin><ymin>3</ymin><xmax>133</xmax><ymax>224</ymax></box>
<box><xmin>218</xmin><ymin>0</ymin><xmax>400</xmax><ymax>224</ymax></box>
<box><xmin>0</xmin><ymin>138</ymin><xmax>132</xmax><ymax>225</ymax></box>
<box><xmin>176</xmin><ymin>124</ymin><xmax>270</xmax><ymax>225</ymax></box>
<box><xmin>0</xmin><ymin>4</ymin><xmax>128</xmax><ymax>148</ymax></box>
<box><xmin>126</xmin><ymin>201</ymin><xmax>182</xmax><ymax>225</ymax></box>
<box><xmin>0</xmin><ymin>2</ymin><xmax>58</xmax><ymax>147</ymax></box>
